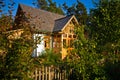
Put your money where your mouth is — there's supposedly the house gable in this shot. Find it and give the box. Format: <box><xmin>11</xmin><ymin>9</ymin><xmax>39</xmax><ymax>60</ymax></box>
<box><xmin>61</xmin><ymin>15</ymin><xmax>78</xmax><ymax>33</ymax></box>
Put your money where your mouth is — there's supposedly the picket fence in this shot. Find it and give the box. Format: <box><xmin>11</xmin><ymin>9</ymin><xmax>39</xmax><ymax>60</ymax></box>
<box><xmin>31</xmin><ymin>66</ymin><xmax>69</xmax><ymax>80</ymax></box>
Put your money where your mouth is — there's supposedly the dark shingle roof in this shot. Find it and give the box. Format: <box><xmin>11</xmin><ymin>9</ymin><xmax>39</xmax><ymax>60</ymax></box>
<box><xmin>18</xmin><ymin>4</ymin><xmax>74</xmax><ymax>33</ymax></box>
<box><xmin>53</xmin><ymin>15</ymin><xmax>73</xmax><ymax>32</ymax></box>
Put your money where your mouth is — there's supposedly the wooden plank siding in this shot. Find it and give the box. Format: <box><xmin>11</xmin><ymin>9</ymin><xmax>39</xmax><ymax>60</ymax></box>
<box><xmin>53</xmin><ymin>34</ymin><xmax>62</xmax><ymax>53</ymax></box>
<box><xmin>61</xmin><ymin>21</ymin><xmax>76</xmax><ymax>59</ymax></box>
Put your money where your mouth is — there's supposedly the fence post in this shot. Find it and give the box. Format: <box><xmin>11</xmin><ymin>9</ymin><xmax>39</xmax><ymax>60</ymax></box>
<box><xmin>35</xmin><ymin>68</ymin><xmax>37</xmax><ymax>80</ymax></box>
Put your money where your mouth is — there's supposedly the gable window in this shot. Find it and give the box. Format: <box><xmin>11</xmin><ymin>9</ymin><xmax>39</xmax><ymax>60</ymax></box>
<box><xmin>68</xmin><ymin>34</ymin><xmax>72</xmax><ymax>38</ymax></box>
<box><xmin>63</xmin><ymin>34</ymin><xmax>67</xmax><ymax>37</ymax></box>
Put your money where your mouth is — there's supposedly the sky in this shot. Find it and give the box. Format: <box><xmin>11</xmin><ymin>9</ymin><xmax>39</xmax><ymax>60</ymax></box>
<box><xmin>5</xmin><ymin>0</ymin><xmax>95</xmax><ymax>16</ymax></box>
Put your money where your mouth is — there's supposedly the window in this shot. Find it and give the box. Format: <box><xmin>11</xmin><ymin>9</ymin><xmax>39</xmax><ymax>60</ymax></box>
<box><xmin>70</xmin><ymin>39</ymin><xmax>74</xmax><ymax>48</ymax></box>
<box><xmin>44</xmin><ymin>36</ymin><xmax>50</xmax><ymax>48</ymax></box>
<box><xmin>57</xmin><ymin>35</ymin><xmax>61</xmax><ymax>37</ymax></box>
<box><xmin>73</xmin><ymin>35</ymin><xmax>76</xmax><ymax>38</ymax></box>
<box><xmin>44</xmin><ymin>41</ymin><xmax>47</xmax><ymax>47</ymax></box>
<box><xmin>63</xmin><ymin>39</ymin><xmax>66</xmax><ymax>48</ymax></box>
<box><xmin>44</xmin><ymin>40</ymin><xmax>49</xmax><ymax>48</ymax></box>
<box><xmin>63</xmin><ymin>34</ymin><xmax>67</xmax><ymax>37</ymax></box>
<box><xmin>68</xmin><ymin>39</ymin><xmax>73</xmax><ymax>48</ymax></box>
<box><xmin>35</xmin><ymin>36</ymin><xmax>41</xmax><ymax>44</ymax></box>
<box><xmin>68</xmin><ymin>34</ymin><xmax>72</xmax><ymax>38</ymax></box>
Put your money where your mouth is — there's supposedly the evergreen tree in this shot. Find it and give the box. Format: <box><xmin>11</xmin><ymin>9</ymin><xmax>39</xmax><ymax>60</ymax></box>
<box><xmin>63</xmin><ymin>0</ymin><xmax>87</xmax><ymax>25</ymax></box>
<box><xmin>0</xmin><ymin>0</ymin><xmax>5</xmax><ymax>15</ymax></box>
<box><xmin>76</xmin><ymin>0</ymin><xmax>87</xmax><ymax>25</ymax></box>
<box><xmin>36</xmin><ymin>0</ymin><xmax>48</xmax><ymax>10</ymax></box>
<box><xmin>36</xmin><ymin>0</ymin><xmax>64</xmax><ymax>15</ymax></box>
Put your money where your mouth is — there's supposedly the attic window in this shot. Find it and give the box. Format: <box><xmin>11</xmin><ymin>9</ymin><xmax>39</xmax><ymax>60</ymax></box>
<box><xmin>72</xmin><ymin>18</ymin><xmax>76</xmax><ymax>25</ymax></box>
<box><xmin>70</xmin><ymin>21</ymin><xmax>72</xmax><ymax>24</ymax></box>
<box><xmin>68</xmin><ymin>35</ymin><xmax>72</xmax><ymax>38</ymax></box>
<box><xmin>70</xmin><ymin>29</ymin><xmax>74</xmax><ymax>33</ymax></box>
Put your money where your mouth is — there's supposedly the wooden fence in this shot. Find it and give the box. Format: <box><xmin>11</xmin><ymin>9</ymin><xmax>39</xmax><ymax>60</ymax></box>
<box><xmin>31</xmin><ymin>66</ymin><xmax>69</xmax><ymax>80</ymax></box>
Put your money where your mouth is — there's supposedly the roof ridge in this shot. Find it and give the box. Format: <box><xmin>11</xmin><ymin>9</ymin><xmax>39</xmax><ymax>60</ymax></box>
<box><xmin>55</xmin><ymin>15</ymin><xmax>73</xmax><ymax>21</ymax></box>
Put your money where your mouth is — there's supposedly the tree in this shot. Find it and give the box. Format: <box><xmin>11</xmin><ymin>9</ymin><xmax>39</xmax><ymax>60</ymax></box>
<box><xmin>0</xmin><ymin>0</ymin><xmax>5</xmax><ymax>15</ymax></box>
<box><xmin>0</xmin><ymin>0</ymin><xmax>35</xmax><ymax>79</ymax></box>
<box><xmin>36</xmin><ymin>0</ymin><xmax>64</xmax><ymax>15</ymax></box>
<box><xmin>0</xmin><ymin>16</ymin><xmax>35</xmax><ymax>80</ymax></box>
<box><xmin>0</xmin><ymin>15</ymin><xmax>13</xmax><ymax>32</ymax></box>
<box><xmin>64</xmin><ymin>25</ymin><xmax>108</xmax><ymax>80</ymax></box>
<box><xmin>35</xmin><ymin>0</ymin><xmax>48</xmax><ymax>10</ymax></box>
<box><xmin>63</xmin><ymin>1</ymin><xmax>120</xmax><ymax>78</ymax></box>
<box><xmin>4</xmin><ymin>28</ymin><xmax>34</xmax><ymax>79</ymax></box>
<box><xmin>64</xmin><ymin>25</ymin><xmax>120</xmax><ymax>80</ymax></box>
<box><xmin>0</xmin><ymin>21</ymin><xmax>35</xmax><ymax>80</ymax></box>
<box><xmin>89</xmin><ymin>0</ymin><xmax>120</xmax><ymax>53</ymax></box>
<box><xmin>63</xmin><ymin>0</ymin><xmax>87</xmax><ymax>25</ymax></box>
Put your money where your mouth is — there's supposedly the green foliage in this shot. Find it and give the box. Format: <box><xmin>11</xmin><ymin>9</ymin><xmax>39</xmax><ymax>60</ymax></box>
<box><xmin>0</xmin><ymin>34</ymin><xmax>8</xmax><ymax>79</ymax></box>
<box><xmin>34</xmin><ymin>49</ymin><xmax>61</xmax><ymax>66</ymax></box>
<box><xmin>0</xmin><ymin>1</ymin><xmax>35</xmax><ymax>79</ymax></box>
<box><xmin>0</xmin><ymin>24</ymin><xmax>34</xmax><ymax>79</ymax></box>
<box><xmin>64</xmin><ymin>24</ymin><xmax>120</xmax><ymax>80</ymax></box>
<box><xmin>89</xmin><ymin>0</ymin><xmax>120</xmax><ymax>52</ymax></box>
<box><xmin>4</xmin><ymin>37</ymin><xmax>34</xmax><ymax>79</ymax></box>
<box><xmin>63</xmin><ymin>0</ymin><xmax>87</xmax><ymax>25</ymax></box>
<box><xmin>104</xmin><ymin>60</ymin><xmax>120</xmax><ymax>80</ymax></box>
<box><xmin>65</xmin><ymin>0</ymin><xmax>120</xmax><ymax>79</ymax></box>
<box><xmin>5</xmin><ymin>40</ymin><xmax>29</xmax><ymax>79</ymax></box>
<box><xmin>0</xmin><ymin>15</ymin><xmax>13</xmax><ymax>32</ymax></box>
<box><xmin>66</xmin><ymin>25</ymin><xmax>105</xmax><ymax>80</ymax></box>
<box><xmin>36</xmin><ymin>0</ymin><xmax>64</xmax><ymax>15</ymax></box>
<box><xmin>0</xmin><ymin>0</ymin><xmax>120</xmax><ymax>80</ymax></box>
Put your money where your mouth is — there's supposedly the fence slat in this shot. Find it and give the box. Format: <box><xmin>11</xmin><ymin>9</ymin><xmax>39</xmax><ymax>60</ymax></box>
<box><xmin>48</xmin><ymin>67</ymin><xmax>51</xmax><ymax>80</ymax></box>
<box><xmin>42</xmin><ymin>66</ymin><xmax>44</xmax><ymax>80</ymax></box>
<box><xmin>31</xmin><ymin>65</ymin><xmax>68</xmax><ymax>80</ymax></box>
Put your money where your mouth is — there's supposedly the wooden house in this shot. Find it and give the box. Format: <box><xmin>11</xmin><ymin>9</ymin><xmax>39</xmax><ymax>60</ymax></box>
<box><xmin>14</xmin><ymin>4</ymin><xmax>79</xmax><ymax>59</ymax></box>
